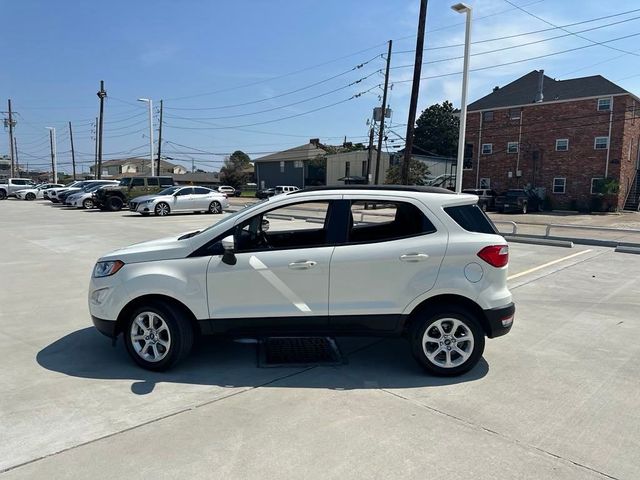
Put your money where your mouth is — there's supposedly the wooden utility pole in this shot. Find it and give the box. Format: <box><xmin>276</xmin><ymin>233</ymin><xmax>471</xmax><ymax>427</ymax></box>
<box><xmin>402</xmin><ymin>0</ymin><xmax>429</xmax><ymax>185</ymax></box>
<box><xmin>96</xmin><ymin>81</ymin><xmax>106</xmax><ymax>179</ymax></box>
<box><xmin>93</xmin><ymin>116</ymin><xmax>98</xmax><ymax>177</ymax></box>
<box><xmin>374</xmin><ymin>40</ymin><xmax>392</xmax><ymax>185</ymax></box>
<box><xmin>69</xmin><ymin>121</ymin><xmax>76</xmax><ymax>180</ymax></box>
<box><xmin>156</xmin><ymin>99</ymin><xmax>163</xmax><ymax>175</ymax></box>
<box><xmin>48</xmin><ymin>129</ymin><xmax>55</xmax><ymax>181</ymax></box>
<box><xmin>366</xmin><ymin>126</ymin><xmax>374</xmax><ymax>183</ymax></box>
<box><xmin>7</xmin><ymin>99</ymin><xmax>15</xmax><ymax>178</ymax></box>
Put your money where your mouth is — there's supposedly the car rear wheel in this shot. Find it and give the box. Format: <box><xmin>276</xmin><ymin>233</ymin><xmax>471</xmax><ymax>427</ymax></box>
<box><xmin>82</xmin><ymin>198</ymin><xmax>94</xmax><ymax>209</ymax></box>
<box><xmin>0</xmin><ymin>190</ymin><xmax>7</xmax><ymax>200</ymax></box>
<box><xmin>409</xmin><ymin>306</ymin><xmax>485</xmax><ymax>376</ymax></box>
<box><xmin>106</xmin><ymin>196</ymin><xmax>123</xmax><ymax>211</ymax></box>
<box><xmin>208</xmin><ymin>201</ymin><xmax>222</xmax><ymax>214</ymax></box>
<box><xmin>123</xmin><ymin>300</ymin><xmax>194</xmax><ymax>371</ymax></box>
<box><xmin>155</xmin><ymin>202</ymin><xmax>170</xmax><ymax>216</ymax></box>
<box><xmin>25</xmin><ymin>192</ymin><xmax>36</xmax><ymax>201</ymax></box>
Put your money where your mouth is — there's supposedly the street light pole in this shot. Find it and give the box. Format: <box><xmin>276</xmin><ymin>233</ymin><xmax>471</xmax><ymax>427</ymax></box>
<box><xmin>46</xmin><ymin>127</ymin><xmax>57</xmax><ymax>183</ymax></box>
<box><xmin>452</xmin><ymin>2</ymin><xmax>472</xmax><ymax>194</ymax></box>
<box><xmin>137</xmin><ymin>98</ymin><xmax>154</xmax><ymax>176</ymax></box>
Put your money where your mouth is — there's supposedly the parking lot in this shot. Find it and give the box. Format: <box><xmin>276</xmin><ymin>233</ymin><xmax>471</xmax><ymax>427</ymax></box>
<box><xmin>1</xmin><ymin>199</ymin><xmax>639</xmax><ymax>479</ymax></box>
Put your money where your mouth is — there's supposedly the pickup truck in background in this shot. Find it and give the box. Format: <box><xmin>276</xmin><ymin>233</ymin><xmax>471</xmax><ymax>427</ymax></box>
<box><xmin>494</xmin><ymin>189</ymin><xmax>542</xmax><ymax>214</ymax></box>
<box><xmin>0</xmin><ymin>178</ymin><xmax>37</xmax><ymax>199</ymax></box>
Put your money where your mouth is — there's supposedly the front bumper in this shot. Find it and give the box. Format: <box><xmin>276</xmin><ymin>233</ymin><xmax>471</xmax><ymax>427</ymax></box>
<box><xmin>92</xmin><ymin>316</ymin><xmax>118</xmax><ymax>338</ymax></box>
<box><xmin>483</xmin><ymin>302</ymin><xmax>515</xmax><ymax>338</ymax></box>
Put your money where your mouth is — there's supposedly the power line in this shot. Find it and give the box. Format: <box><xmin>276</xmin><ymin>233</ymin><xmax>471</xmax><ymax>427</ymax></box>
<box><xmin>164</xmin><ymin>49</ymin><xmax>387</xmax><ymax>102</ymax></box>
<box><xmin>391</xmin><ymin>31</ymin><xmax>640</xmax><ymax>85</ymax></box>
<box><xmin>503</xmin><ymin>0</ymin><xmax>640</xmax><ymax>58</ymax></box>
<box><xmin>165</xmin><ymin>55</ymin><xmax>382</xmax><ymax>111</ymax></box>
<box><xmin>390</xmin><ymin>17</ymin><xmax>640</xmax><ymax>70</ymax></box>
<box><xmin>394</xmin><ymin>7</ymin><xmax>640</xmax><ymax>54</ymax></box>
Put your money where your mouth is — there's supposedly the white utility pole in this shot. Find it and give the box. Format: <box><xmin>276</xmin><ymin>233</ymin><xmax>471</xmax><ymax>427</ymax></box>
<box><xmin>137</xmin><ymin>98</ymin><xmax>155</xmax><ymax>176</ymax></box>
<box><xmin>452</xmin><ymin>3</ymin><xmax>473</xmax><ymax>194</ymax></box>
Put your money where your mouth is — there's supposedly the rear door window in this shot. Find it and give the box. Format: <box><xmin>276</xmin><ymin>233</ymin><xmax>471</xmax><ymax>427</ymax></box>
<box><xmin>347</xmin><ymin>200</ymin><xmax>436</xmax><ymax>244</ymax></box>
<box><xmin>130</xmin><ymin>178</ymin><xmax>144</xmax><ymax>187</ymax></box>
<box><xmin>159</xmin><ymin>177</ymin><xmax>174</xmax><ymax>187</ymax></box>
<box><xmin>193</xmin><ymin>187</ymin><xmax>211</xmax><ymax>195</ymax></box>
<box><xmin>147</xmin><ymin>177</ymin><xmax>159</xmax><ymax>187</ymax></box>
<box><xmin>444</xmin><ymin>204</ymin><xmax>497</xmax><ymax>234</ymax></box>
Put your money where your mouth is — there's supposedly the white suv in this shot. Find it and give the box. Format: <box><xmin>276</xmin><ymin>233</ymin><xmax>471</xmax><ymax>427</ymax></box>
<box><xmin>89</xmin><ymin>186</ymin><xmax>514</xmax><ymax>376</ymax></box>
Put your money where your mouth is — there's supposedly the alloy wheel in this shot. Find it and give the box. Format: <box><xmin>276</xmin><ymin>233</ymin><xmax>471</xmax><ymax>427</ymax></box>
<box><xmin>209</xmin><ymin>201</ymin><xmax>221</xmax><ymax>214</ymax></box>
<box><xmin>422</xmin><ymin>318</ymin><xmax>474</xmax><ymax>368</ymax></box>
<box><xmin>155</xmin><ymin>203</ymin><xmax>170</xmax><ymax>216</ymax></box>
<box><xmin>129</xmin><ymin>311</ymin><xmax>172</xmax><ymax>363</ymax></box>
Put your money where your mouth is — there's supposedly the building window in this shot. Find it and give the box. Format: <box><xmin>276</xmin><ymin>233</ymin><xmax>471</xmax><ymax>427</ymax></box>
<box><xmin>509</xmin><ymin>108</ymin><xmax>521</xmax><ymax>120</ymax></box>
<box><xmin>279</xmin><ymin>161</ymin><xmax>285</xmax><ymax>173</ymax></box>
<box><xmin>597</xmin><ymin>98</ymin><xmax>611</xmax><ymax>111</ymax></box>
<box><xmin>479</xmin><ymin>177</ymin><xmax>490</xmax><ymax>188</ymax></box>
<box><xmin>507</xmin><ymin>142</ymin><xmax>519</xmax><ymax>153</ymax></box>
<box><xmin>294</xmin><ymin>160</ymin><xmax>303</xmax><ymax>168</ymax></box>
<box><xmin>345</xmin><ymin>161</ymin><xmax>351</xmax><ymax>177</ymax></box>
<box><xmin>594</xmin><ymin>136</ymin><xmax>609</xmax><ymax>150</ymax></box>
<box><xmin>553</xmin><ymin>177</ymin><xmax>566</xmax><ymax>194</ymax></box>
<box><xmin>481</xmin><ymin>143</ymin><xmax>493</xmax><ymax>154</ymax></box>
<box><xmin>482</xmin><ymin>111</ymin><xmax>493</xmax><ymax>121</ymax></box>
<box><xmin>591</xmin><ymin>178</ymin><xmax>605</xmax><ymax>194</ymax></box>
<box><xmin>361</xmin><ymin>160</ymin><xmax>367</xmax><ymax>176</ymax></box>
<box><xmin>555</xmin><ymin>139</ymin><xmax>569</xmax><ymax>151</ymax></box>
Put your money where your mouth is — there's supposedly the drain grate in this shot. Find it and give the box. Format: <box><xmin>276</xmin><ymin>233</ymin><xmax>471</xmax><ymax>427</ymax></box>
<box><xmin>258</xmin><ymin>336</ymin><xmax>345</xmax><ymax>367</ymax></box>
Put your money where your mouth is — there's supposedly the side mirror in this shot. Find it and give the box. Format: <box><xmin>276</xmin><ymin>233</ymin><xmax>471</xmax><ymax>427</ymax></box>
<box><xmin>221</xmin><ymin>235</ymin><xmax>237</xmax><ymax>265</ymax></box>
<box><xmin>261</xmin><ymin>218</ymin><xmax>270</xmax><ymax>232</ymax></box>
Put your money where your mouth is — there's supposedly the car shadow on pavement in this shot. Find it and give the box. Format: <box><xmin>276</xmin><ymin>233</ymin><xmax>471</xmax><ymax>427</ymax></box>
<box><xmin>36</xmin><ymin>328</ymin><xmax>489</xmax><ymax>395</ymax></box>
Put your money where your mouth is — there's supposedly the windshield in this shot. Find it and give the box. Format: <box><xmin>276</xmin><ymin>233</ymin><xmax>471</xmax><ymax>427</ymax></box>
<box><xmin>84</xmin><ymin>183</ymin><xmax>107</xmax><ymax>192</ymax></box>
<box><xmin>158</xmin><ymin>186</ymin><xmax>181</xmax><ymax>196</ymax></box>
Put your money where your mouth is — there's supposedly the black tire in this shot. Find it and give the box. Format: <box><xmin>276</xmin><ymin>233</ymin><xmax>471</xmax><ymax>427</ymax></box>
<box><xmin>208</xmin><ymin>201</ymin><xmax>222</xmax><ymax>214</ymax></box>
<box><xmin>26</xmin><ymin>192</ymin><xmax>36</xmax><ymax>201</ymax></box>
<box><xmin>155</xmin><ymin>202</ymin><xmax>170</xmax><ymax>216</ymax></box>
<box><xmin>140</xmin><ymin>212</ymin><xmax>150</xmax><ymax>217</ymax></box>
<box><xmin>409</xmin><ymin>306</ymin><xmax>485</xmax><ymax>377</ymax></box>
<box><xmin>106</xmin><ymin>196</ymin><xmax>124</xmax><ymax>211</ymax></box>
<box><xmin>0</xmin><ymin>189</ymin><xmax>6</xmax><ymax>200</ymax></box>
<box><xmin>82</xmin><ymin>198</ymin><xmax>94</xmax><ymax>209</ymax></box>
<box><xmin>123</xmin><ymin>300</ymin><xmax>194</xmax><ymax>371</ymax></box>
<box><xmin>521</xmin><ymin>202</ymin><xmax>528</xmax><ymax>214</ymax></box>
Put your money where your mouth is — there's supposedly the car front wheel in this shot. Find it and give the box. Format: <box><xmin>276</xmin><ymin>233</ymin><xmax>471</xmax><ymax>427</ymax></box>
<box><xmin>410</xmin><ymin>306</ymin><xmax>485</xmax><ymax>376</ymax></box>
<box><xmin>155</xmin><ymin>202</ymin><xmax>170</xmax><ymax>216</ymax></box>
<box><xmin>123</xmin><ymin>300</ymin><xmax>194</xmax><ymax>371</ymax></box>
<box><xmin>106</xmin><ymin>196</ymin><xmax>123</xmax><ymax>211</ymax></box>
<box><xmin>26</xmin><ymin>192</ymin><xmax>36</xmax><ymax>201</ymax></box>
<box><xmin>83</xmin><ymin>198</ymin><xmax>94</xmax><ymax>209</ymax></box>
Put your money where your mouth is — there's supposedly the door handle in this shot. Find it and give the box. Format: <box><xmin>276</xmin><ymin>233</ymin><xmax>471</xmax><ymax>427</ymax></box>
<box><xmin>288</xmin><ymin>260</ymin><xmax>317</xmax><ymax>270</ymax></box>
<box><xmin>400</xmin><ymin>253</ymin><xmax>429</xmax><ymax>262</ymax></box>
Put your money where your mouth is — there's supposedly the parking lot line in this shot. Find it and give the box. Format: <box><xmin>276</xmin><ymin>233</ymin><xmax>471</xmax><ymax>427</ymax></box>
<box><xmin>507</xmin><ymin>249</ymin><xmax>593</xmax><ymax>280</ymax></box>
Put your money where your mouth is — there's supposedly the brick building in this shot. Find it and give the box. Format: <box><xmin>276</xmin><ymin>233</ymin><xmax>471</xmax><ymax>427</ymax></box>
<box><xmin>463</xmin><ymin>70</ymin><xmax>640</xmax><ymax>210</ymax></box>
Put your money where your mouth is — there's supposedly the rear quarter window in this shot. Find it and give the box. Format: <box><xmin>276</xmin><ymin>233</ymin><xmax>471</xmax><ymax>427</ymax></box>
<box><xmin>444</xmin><ymin>204</ymin><xmax>498</xmax><ymax>234</ymax></box>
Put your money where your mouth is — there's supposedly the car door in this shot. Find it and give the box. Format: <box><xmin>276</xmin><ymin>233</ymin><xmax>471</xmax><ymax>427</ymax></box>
<box><xmin>328</xmin><ymin>195</ymin><xmax>448</xmax><ymax>332</ymax></box>
<box><xmin>206</xmin><ymin>198</ymin><xmax>340</xmax><ymax>331</ymax></box>
<box><xmin>172</xmin><ymin>187</ymin><xmax>193</xmax><ymax>211</ymax></box>
<box><xmin>193</xmin><ymin>187</ymin><xmax>212</xmax><ymax>209</ymax></box>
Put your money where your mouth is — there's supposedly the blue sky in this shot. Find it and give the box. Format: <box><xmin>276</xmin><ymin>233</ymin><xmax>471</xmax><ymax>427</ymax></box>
<box><xmin>3</xmin><ymin>0</ymin><xmax>640</xmax><ymax>174</ymax></box>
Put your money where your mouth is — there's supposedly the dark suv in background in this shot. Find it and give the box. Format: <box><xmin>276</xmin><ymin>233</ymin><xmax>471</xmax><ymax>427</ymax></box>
<box><xmin>462</xmin><ymin>188</ymin><xmax>497</xmax><ymax>212</ymax></box>
<box><xmin>93</xmin><ymin>176</ymin><xmax>174</xmax><ymax>211</ymax></box>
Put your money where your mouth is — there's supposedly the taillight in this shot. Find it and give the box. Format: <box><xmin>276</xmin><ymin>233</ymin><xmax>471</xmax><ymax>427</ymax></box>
<box><xmin>477</xmin><ymin>245</ymin><xmax>509</xmax><ymax>268</ymax></box>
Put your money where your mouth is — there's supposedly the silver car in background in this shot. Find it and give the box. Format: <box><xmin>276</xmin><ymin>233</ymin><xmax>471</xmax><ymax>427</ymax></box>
<box><xmin>129</xmin><ymin>186</ymin><xmax>229</xmax><ymax>216</ymax></box>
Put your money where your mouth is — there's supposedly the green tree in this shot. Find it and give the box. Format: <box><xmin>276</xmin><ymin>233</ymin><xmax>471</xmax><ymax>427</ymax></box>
<box><xmin>385</xmin><ymin>158</ymin><xmax>430</xmax><ymax>185</ymax></box>
<box><xmin>414</xmin><ymin>101</ymin><xmax>459</xmax><ymax>157</ymax></box>
<box><xmin>220</xmin><ymin>150</ymin><xmax>252</xmax><ymax>188</ymax></box>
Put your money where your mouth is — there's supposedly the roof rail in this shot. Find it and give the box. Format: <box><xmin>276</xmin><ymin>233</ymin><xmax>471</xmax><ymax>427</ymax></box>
<box><xmin>291</xmin><ymin>185</ymin><xmax>455</xmax><ymax>195</ymax></box>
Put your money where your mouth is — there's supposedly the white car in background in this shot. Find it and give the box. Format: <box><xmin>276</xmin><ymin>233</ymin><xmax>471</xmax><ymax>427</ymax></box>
<box><xmin>129</xmin><ymin>186</ymin><xmax>229</xmax><ymax>216</ymax></box>
<box><xmin>15</xmin><ymin>183</ymin><xmax>64</xmax><ymax>200</ymax></box>
<box><xmin>217</xmin><ymin>185</ymin><xmax>238</xmax><ymax>197</ymax></box>
<box><xmin>66</xmin><ymin>181</ymin><xmax>119</xmax><ymax>209</ymax></box>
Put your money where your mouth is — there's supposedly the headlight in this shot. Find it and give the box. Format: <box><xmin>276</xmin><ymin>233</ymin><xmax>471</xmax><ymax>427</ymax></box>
<box><xmin>93</xmin><ymin>260</ymin><xmax>125</xmax><ymax>278</ymax></box>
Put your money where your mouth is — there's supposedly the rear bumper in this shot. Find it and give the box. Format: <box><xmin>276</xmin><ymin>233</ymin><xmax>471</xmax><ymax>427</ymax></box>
<box><xmin>92</xmin><ymin>316</ymin><xmax>118</xmax><ymax>338</ymax></box>
<box><xmin>483</xmin><ymin>303</ymin><xmax>515</xmax><ymax>338</ymax></box>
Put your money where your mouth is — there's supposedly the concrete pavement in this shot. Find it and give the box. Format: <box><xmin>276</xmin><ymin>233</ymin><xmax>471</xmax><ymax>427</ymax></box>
<box><xmin>1</xmin><ymin>199</ymin><xmax>639</xmax><ymax>479</ymax></box>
